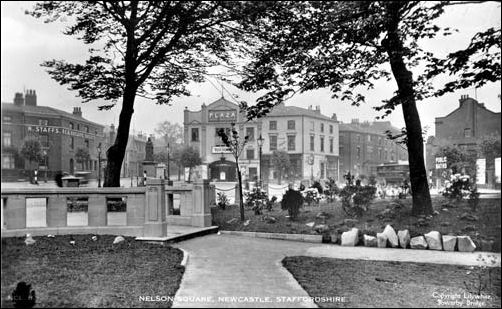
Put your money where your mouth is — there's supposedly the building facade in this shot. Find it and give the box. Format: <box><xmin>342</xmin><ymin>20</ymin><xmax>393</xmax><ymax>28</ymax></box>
<box><xmin>1</xmin><ymin>90</ymin><xmax>105</xmax><ymax>181</ymax></box>
<box><xmin>339</xmin><ymin>119</ymin><xmax>408</xmax><ymax>179</ymax></box>
<box><xmin>426</xmin><ymin>95</ymin><xmax>501</xmax><ymax>187</ymax></box>
<box><xmin>184</xmin><ymin>97</ymin><xmax>340</xmax><ymax>183</ymax></box>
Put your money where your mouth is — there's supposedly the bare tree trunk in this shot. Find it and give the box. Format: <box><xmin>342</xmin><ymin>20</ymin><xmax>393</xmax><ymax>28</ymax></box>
<box><xmin>236</xmin><ymin>163</ymin><xmax>245</xmax><ymax>221</ymax></box>
<box><xmin>383</xmin><ymin>2</ymin><xmax>433</xmax><ymax>215</ymax></box>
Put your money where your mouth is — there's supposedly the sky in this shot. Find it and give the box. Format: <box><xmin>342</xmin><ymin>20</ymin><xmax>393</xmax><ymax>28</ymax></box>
<box><xmin>1</xmin><ymin>1</ymin><xmax>501</xmax><ymax>138</ymax></box>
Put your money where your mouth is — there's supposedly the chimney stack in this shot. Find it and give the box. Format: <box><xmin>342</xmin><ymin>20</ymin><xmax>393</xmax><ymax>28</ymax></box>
<box><xmin>25</xmin><ymin>89</ymin><xmax>37</xmax><ymax>106</ymax></box>
<box><xmin>308</xmin><ymin>105</ymin><xmax>312</xmax><ymax>110</ymax></box>
<box><xmin>351</xmin><ymin>118</ymin><xmax>360</xmax><ymax>124</ymax></box>
<box><xmin>315</xmin><ymin>105</ymin><xmax>320</xmax><ymax>113</ymax></box>
<box><xmin>14</xmin><ymin>92</ymin><xmax>24</xmax><ymax>106</ymax></box>
<box><xmin>73</xmin><ymin>107</ymin><xmax>82</xmax><ymax>117</ymax></box>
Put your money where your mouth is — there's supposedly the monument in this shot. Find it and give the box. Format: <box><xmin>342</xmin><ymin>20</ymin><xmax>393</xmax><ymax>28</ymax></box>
<box><xmin>142</xmin><ymin>137</ymin><xmax>157</xmax><ymax>180</ymax></box>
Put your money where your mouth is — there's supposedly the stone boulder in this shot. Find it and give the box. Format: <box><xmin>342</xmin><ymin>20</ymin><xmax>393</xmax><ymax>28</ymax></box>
<box><xmin>382</xmin><ymin>225</ymin><xmax>399</xmax><ymax>248</ymax></box>
<box><xmin>442</xmin><ymin>235</ymin><xmax>457</xmax><ymax>251</ymax></box>
<box><xmin>113</xmin><ymin>236</ymin><xmax>125</xmax><ymax>244</ymax></box>
<box><xmin>480</xmin><ymin>240</ymin><xmax>494</xmax><ymax>252</ymax></box>
<box><xmin>457</xmin><ymin>236</ymin><xmax>476</xmax><ymax>252</ymax></box>
<box><xmin>341</xmin><ymin>228</ymin><xmax>359</xmax><ymax>246</ymax></box>
<box><xmin>314</xmin><ymin>224</ymin><xmax>329</xmax><ymax>234</ymax></box>
<box><xmin>460</xmin><ymin>212</ymin><xmax>479</xmax><ymax>222</ymax></box>
<box><xmin>376</xmin><ymin>233</ymin><xmax>387</xmax><ymax>248</ymax></box>
<box><xmin>410</xmin><ymin>236</ymin><xmax>428</xmax><ymax>249</ymax></box>
<box><xmin>363</xmin><ymin>234</ymin><xmax>377</xmax><ymax>247</ymax></box>
<box><xmin>330</xmin><ymin>233</ymin><xmax>339</xmax><ymax>244</ymax></box>
<box><xmin>424</xmin><ymin>231</ymin><xmax>443</xmax><ymax>250</ymax></box>
<box><xmin>397</xmin><ymin>230</ymin><xmax>411</xmax><ymax>249</ymax></box>
<box><xmin>306</xmin><ymin>222</ymin><xmax>316</xmax><ymax>228</ymax></box>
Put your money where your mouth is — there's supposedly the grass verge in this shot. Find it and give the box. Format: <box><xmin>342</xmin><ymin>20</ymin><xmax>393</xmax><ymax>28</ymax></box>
<box><xmin>1</xmin><ymin>235</ymin><xmax>184</xmax><ymax>308</ymax></box>
<box><xmin>283</xmin><ymin>256</ymin><xmax>501</xmax><ymax>308</ymax></box>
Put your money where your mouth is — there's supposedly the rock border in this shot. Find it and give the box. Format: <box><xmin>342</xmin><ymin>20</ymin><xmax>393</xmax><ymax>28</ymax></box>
<box><xmin>219</xmin><ymin>230</ymin><xmax>323</xmax><ymax>243</ymax></box>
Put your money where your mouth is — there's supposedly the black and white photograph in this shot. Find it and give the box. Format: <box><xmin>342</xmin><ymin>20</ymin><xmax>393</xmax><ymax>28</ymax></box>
<box><xmin>1</xmin><ymin>1</ymin><xmax>501</xmax><ymax>308</ymax></box>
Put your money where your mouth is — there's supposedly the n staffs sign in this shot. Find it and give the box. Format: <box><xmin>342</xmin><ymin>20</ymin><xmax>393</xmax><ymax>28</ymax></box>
<box><xmin>26</xmin><ymin>125</ymin><xmax>102</xmax><ymax>138</ymax></box>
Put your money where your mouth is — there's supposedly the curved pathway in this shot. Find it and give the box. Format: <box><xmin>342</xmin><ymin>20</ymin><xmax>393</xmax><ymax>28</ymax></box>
<box><xmin>172</xmin><ymin>234</ymin><xmax>500</xmax><ymax>308</ymax></box>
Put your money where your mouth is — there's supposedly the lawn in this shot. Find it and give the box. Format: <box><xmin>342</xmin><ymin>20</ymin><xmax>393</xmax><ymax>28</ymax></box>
<box><xmin>1</xmin><ymin>235</ymin><xmax>184</xmax><ymax>308</ymax></box>
<box><xmin>212</xmin><ymin>196</ymin><xmax>501</xmax><ymax>252</ymax></box>
<box><xmin>283</xmin><ymin>256</ymin><xmax>501</xmax><ymax>308</ymax></box>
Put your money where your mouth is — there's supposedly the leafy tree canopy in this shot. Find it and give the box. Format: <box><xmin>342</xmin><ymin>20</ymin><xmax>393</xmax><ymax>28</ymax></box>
<box><xmin>20</xmin><ymin>139</ymin><xmax>44</xmax><ymax>163</ymax></box>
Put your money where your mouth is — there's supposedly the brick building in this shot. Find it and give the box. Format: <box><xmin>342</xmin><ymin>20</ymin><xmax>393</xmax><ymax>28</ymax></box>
<box><xmin>339</xmin><ymin>119</ymin><xmax>408</xmax><ymax>179</ymax></box>
<box><xmin>1</xmin><ymin>90</ymin><xmax>105</xmax><ymax>181</ymax></box>
<box><xmin>426</xmin><ymin>95</ymin><xmax>501</xmax><ymax>187</ymax></box>
<box><xmin>184</xmin><ymin>97</ymin><xmax>340</xmax><ymax>183</ymax></box>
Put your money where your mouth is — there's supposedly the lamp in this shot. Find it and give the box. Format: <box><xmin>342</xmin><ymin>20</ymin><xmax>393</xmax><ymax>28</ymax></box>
<box><xmin>42</xmin><ymin>149</ymin><xmax>48</xmax><ymax>183</ymax></box>
<box><xmin>257</xmin><ymin>134</ymin><xmax>264</xmax><ymax>187</ymax></box>
<box><xmin>97</xmin><ymin>143</ymin><xmax>102</xmax><ymax>188</ymax></box>
<box><xmin>166</xmin><ymin>143</ymin><xmax>170</xmax><ymax>181</ymax></box>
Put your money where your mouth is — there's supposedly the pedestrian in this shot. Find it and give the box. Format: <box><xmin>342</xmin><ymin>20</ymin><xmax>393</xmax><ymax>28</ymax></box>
<box><xmin>143</xmin><ymin>170</ymin><xmax>147</xmax><ymax>186</ymax></box>
<box><xmin>281</xmin><ymin>183</ymin><xmax>303</xmax><ymax>220</ymax></box>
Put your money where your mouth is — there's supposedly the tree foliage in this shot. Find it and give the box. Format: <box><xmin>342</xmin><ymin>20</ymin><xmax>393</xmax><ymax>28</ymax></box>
<box><xmin>271</xmin><ymin>150</ymin><xmax>292</xmax><ymax>185</ymax></box>
<box><xmin>154</xmin><ymin>121</ymin><xmax>183</xmax><ymax>146</ymax></box>
<box><xmin>179</xmin><ymin>145</ymin><xmax>202</xmax><ymax>182</ymax></box>
<box><xmin>437</xmin><ymin>145</ymin><xmax>477</xmax><ymax>177</ymax></box>
<box><xmin>27</xmin><ymin>1</ymin><xmax>276</xmax><ymax>186</ymax></box>
<box><xmin>20</xmin><ymin>139</ymin><xmax>44</xmax><ymax>167</ymax></box>
<box><xmin>234</xmin><ymin>1</ymin><xmax>500</xmax><ymax>215</ymax></box>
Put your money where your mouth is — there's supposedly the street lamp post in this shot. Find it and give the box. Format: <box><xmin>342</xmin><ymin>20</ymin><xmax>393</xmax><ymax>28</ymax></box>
<box><xmin>167</xmin><ymin>143</ymin><xmax>170</xmax><ymax>181</ymax></box>
<box><xmin>257</xmin><ymin>135</ymin><xmax>264</xmax><ymax>188</ymax></box>
<box><xmin>42</xmin><ymin>149</ymin><xmax>48</xmax><ymax>183</ymax></box>
<box><xmin>97</xmin><ymin>143</ymin><xmax>102</xmax><ymax>188</ymax></box>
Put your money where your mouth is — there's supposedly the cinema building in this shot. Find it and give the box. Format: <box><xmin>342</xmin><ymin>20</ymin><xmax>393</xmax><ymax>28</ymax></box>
<box><xmin>1</xmin><ymin>90</ymin><xmax>105</xmax><ymax>181</ymax></box>
<box><xmin>184</xmin><ymin>97</ymin><xmax>340</xmax><ymax>183</ymax></box>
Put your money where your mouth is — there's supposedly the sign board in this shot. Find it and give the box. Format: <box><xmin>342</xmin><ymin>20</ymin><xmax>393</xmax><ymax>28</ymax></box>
<box><xmin>476</xmin><ymin>158</ymin><xmax>486</xmax><ymax>185</ymax></box>
<box><xmin>435</xmin><ymin>156</ymin><xmax>447</xmax><ymax>169</ymax></box>
<box><xmin>26</xmin><ymin>125</ymin><xmax>103</xmax><ymax>138</ymax></box>
<box><xmin>208</xmin><ymin>110</ymin><xmax>237</xmax><ymax>122</ymax></box>
<box><xmin>212</xmin><ymin>146</ymin><xmax>232</xmax><ymax>154</ymax></box>
<box><xmin>495</xmin><ymin>157</ymin><xmax>501</xmax><ymax>183</ymax></box>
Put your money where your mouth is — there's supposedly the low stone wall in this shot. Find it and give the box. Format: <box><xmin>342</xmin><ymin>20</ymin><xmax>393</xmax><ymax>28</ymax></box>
<box><xmin>1</xmin><ymin>179</ymin><xmax>213</xmax><ymax>238</ymax></box>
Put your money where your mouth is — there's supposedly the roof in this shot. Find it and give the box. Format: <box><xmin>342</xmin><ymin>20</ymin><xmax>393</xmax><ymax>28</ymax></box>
<box><xmin>267</xmin><ymin>104</ymin><xmax>335</xmax><ymax>121</ymax></box>
<box><xmin>1</xmin><ymin>102</ymin><xmax>104</xmax><ymax>128</ymax></box>
<box><xmin>339</xmin><ymin>121</ymin><xmax>401</xmax><ymax>136</ymax></box>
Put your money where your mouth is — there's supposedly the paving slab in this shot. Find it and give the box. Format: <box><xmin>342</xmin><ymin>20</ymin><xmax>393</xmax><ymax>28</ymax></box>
<box><xmin>172</xmin><ymin>234</ymin><xmax>501</xmax><ymax>308</ymax></box>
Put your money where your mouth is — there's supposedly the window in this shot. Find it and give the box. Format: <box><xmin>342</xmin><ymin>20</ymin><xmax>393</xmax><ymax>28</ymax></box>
<box><xmin>40</xmin><ymin>135</ymin><xmax>49</xmax><ymax>148</ymax></box>
<box><xmin>391</xmin><ymin>152</ymin><xmax>395</xmax><ymax>161</ymax></box>
<box><xmin>246</xmin><ymin>149</ymin><xmax>255</xmax><ymax>160</ymax></box>
<box><xmin>330</xmin><ymin>138</ymin><xmax>334</xmax><ymax>153</ymax></box>
<box><xmin>287</xmin><ymin>120</ymin><xmax>295</xmax><ymax>130</ymax></box>
<box><xmin>379</xmin><ymin>149</ymin><xmax>383</xmax><ymax>160</ymax></box>
<box><xmin>85</xmin><ymin>139</ymin><xmax>89</xmax><ymax>148</ymax></box>
<box><xmin>85</xmin><ymin>126</ymin><xmax>89</xmax><ymax>133</ymax></box>
<box><xmin>3</xmin><ymin>132</ymin><xmax>12</xmax><ymax>147</ymax></box>
<box><xmin>69</xmin><ymin>122</ymin><xmax>74</xmax><ymax>130</ymax></box>
<box><xmin>357</xmin><ymin>135</ymin><xmax>361</xmax><ymax>143</ymax></box>
<box><xmin>246</xmin><ymin>127</ymin><xmax>255</xmax><ymax>141</ymax></box>
<box><xmin>269</xmin><ymin>135</ymin><xmax>277</xmax><ymax>151</ymax></box>
<box><xmin>329</xmin><ymin>125</ymin><xmax>333</xmax><ymax>134</ymax></box>
<box><xmin>320</xmin><ymin>136</ymin><xmax>325</xmax><ymax>152</ymax></box>
<box><xmin>310</xmin><ymin>121</ymin><xmax>315</xmax><ymax>131</ymax></box>
<box><xmin>3</xmin><ymin>116</ymin><xmax>12</xmax><ymax>123</ymax></box>
<box><xmin>269</xmin><ymin>121</ymin><xmax>277</xmax><ymax>130</ymax></box>
<box><xmin>2</xmin><ymin>154</ymin><xmax>15</xmax><ymax>169</ymax></box>
<box><xmin>464</xmin><ymin>128</ymin><xmax>471</xmax><ymax>138</ymax></box>
<box><xmin>70</xmin><ymin>137</ymin><xmax>74</xmax><ymax>149</ymax></box>
<box><xmin>321</xmin><ymin>123</ymin><xmax>324</xmax><ymax>132</ymax></box>
<box><xmin>287</xmin><ymin>135</ymin><xmax>296</xmax><ymax>151</ymax></box>
<box><xmin>77</xmin><ymin>124</ymin><xmax>80</xmax><ymax>131</ymax></box>
<box><xmin>356</xmin><ymin>146</ymin><xmax>361</xmax><ymax>160</ymax></box>
<box><xmin>191</xmin><ymin>128</ymin><xmax>199</xmax><ymax>142</ymax></box>
<box><xmin>67</xmin><ymin>197</ymin><xmax>89</xmax><ymax>226</ymax></box>
<box><xmin>368</xmin><ymin>135</ymin><xmax>371</xmax><ymax>142</ymax></box>
<box><xmin>310</xmin><ymin>135</ymin><xmax>315</xmax><ymax>151</ymax></box>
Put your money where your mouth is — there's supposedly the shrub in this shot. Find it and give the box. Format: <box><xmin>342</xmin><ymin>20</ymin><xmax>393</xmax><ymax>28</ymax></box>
<box><xmin>304</xmin><ymin>188</ymin><xmax>320</xmax><ymax>206</ymax></box>
<box><xmin>265</xmin><ymin>196</ymin><xmax>277</xmax><ymax>212</ymax></box>
<box><xmin>310</xmin><ymin>181</ymin><xmax>323</xmax><ymax>195</ymax></box>
<box><xmin>338</xmin><ymin>185</ymin><xmax>376</xmax><ymax>218</ymax></box>
<box><xmin>216</xmin><ymin>192</ymin><xmax>229</xmax><ymax>210</ymax></box>
<box><xmin>442</xmin><ymin>174</ymin><xmax>478</xmax><ymax>210</ymax></box>
<box><xmin>244</xmin><ymin>187</ymin><xmax>269</xmax><ymax>215</ymax></box>
<box><xmin>324</xmin><ymin>177</ymin><xmax>339</xmax><ymax>202</ymax></box>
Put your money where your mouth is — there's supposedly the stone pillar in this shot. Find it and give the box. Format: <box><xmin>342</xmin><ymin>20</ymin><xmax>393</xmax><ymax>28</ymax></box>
<box><xmin>144</xmin><ymin>179</ymin><xmax>167</xmax><ymax>237</ymax></box>
<box><xmin>191</xmin><ymin>180</ymin><xmax>212</xmax><ymax>227</ymax></box>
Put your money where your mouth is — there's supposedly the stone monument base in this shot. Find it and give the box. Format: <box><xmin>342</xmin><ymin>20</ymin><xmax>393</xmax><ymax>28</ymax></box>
<box><xmin>142</xmin><ymin>161</ymin><xmax>157</xmax><ymax>178</ymax></box>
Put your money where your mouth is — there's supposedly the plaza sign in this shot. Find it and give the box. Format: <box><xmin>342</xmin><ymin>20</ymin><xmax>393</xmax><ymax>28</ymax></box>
<box><xmin>26</xmin><ymin>125</ymin><xmax>102</xmax><ymax>138</ymax></box>
<box><xmin>208</xmin><ymin>110</ymin><xmax>237</xmax><ymax>122</ymax></box>
<box><xmin>212</xmin><ymin>146</ymin><xmax>232</xmax><ymax>154</ymax></box>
